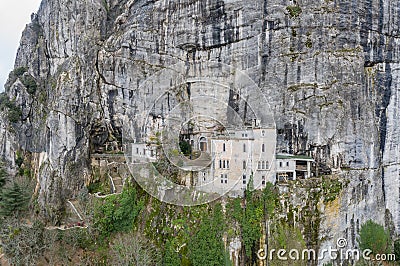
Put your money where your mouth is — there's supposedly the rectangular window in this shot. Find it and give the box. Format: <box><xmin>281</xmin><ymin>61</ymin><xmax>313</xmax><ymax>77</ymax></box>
<box><xmin>219</xmin><ymin>160</ymin><xmax>222</xmax><ymax>169</ymax></box>
<box><xmin>243</xmin><ymin>144</ymin><xmax>246</xmax><ymax>152</ymax></box>
<box><xmin>223</xmin><ymin>160</ymin><xmax>226</xmax><ymax>169</ymax></box>
<box><xmin>136</xmin><ymin>147</ymin><xmax>139</xmax><ymax>154</ymax></box>
<box><xmin>223</xmin><ymin>143</ymin><xmax>226</xmax><ymax>152</ymax></box>
<box><xmin>221</xmin><ymin>174</ymin><xmax>228</xmax><ymax>184</ymax></box>
<box><xmin>227</xmin><ymin>161</ymin><xmax>230</xmax><ymax>169</ymax></box>
<box><xmin>279</xmin><ymin>162</ymin><xmax>282</xmax><ymax>167</ymax></box>
<box><xmin>262</xmin><ymin>175</ymin><xmax>265</xmax><ymax>185</ymax></box>
<box><xmin>243</xmin><ymin>161</ymin><xmax>246</xmax><ymax>169</ymax></box>
<box><xmin>286</xmin><ymin>162</ymin><xmax>289</xmax><ymax>167</ymax></box>
<box><xmin>262</xmin><ymin>144</ymin><xmax>265</xmax><ymax>152</ymax></box>
<box><xmin>258</xmin><ymin>161</ymin><xmax>261</xmax><ymax>169</ymax></box>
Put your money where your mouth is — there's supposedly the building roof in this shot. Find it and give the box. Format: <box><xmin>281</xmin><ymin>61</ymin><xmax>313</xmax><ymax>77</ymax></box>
<box><xmin>276</xmin><ymin>154</ymin><xmax>314</xmax><ymax>161</ymax></box>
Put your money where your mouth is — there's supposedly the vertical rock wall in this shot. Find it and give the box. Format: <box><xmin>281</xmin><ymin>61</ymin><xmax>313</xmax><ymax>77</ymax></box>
<box><xmin>1</xmin><ymin>0</ymin><xmax>399</xmax><ymax>247</ymax></box>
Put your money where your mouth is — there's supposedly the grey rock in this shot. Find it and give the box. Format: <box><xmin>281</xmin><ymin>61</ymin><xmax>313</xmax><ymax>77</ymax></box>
<box><xmin>1</xmin><ymin>0</ymin><xmax>399</xmax><ymax>259</ymax></box>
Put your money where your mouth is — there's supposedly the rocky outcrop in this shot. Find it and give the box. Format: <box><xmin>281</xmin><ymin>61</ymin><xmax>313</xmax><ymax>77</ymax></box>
<box><xmin>1</xmin><ymin>0</ymin><xmax>399</xmax><ymax>255</ymax></box>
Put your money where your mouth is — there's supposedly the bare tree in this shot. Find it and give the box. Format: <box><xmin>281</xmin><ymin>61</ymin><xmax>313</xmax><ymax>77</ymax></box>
<box><xmin>110</xmin><ymin>232</ymin><xmax>161</xmax><ymax>266</ymax></box>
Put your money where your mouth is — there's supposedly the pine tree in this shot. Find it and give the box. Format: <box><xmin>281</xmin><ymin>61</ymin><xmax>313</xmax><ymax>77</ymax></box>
<box><xmin>0</xmin><ymin>182</ymin><xmax>29</xmax><ymax>217</ymax></box>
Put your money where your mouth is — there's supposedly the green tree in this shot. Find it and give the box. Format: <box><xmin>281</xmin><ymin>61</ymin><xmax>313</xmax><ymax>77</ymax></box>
<box><xmin>179</xmin><ymin>140</ymin><xmax>192</xmax><ymax>156</ymax></box>
<box><xmin>263</xmin><ymin>182</ymin><xmax>278</xmax><ymax>217</ymax></box>
<box><xmin>21</xmin><ymin>75</ymin><xmax>37</xmax><ymax>95</ymax></box>
<box><xmin>189</xmin><ymin>204</ymin><xmax>228</xmax><ymax>266</ymax></box>
<box><xmin>357</xmin><ymin>220</ymin><xmax>391</xmax><ymax>255</ymax></box>
<box><xmin>242</xmin><ymin>189</ymin><xmax>263</xmax><ymax>258</ymax></box>
<box><xmin>164</xmin><ymin>239</ymin><xmax>181</xmax><ymax>266</ymax></box>
<box><xmin>0</xmin><ymin>182</ymin><xmax>30</xmax><ymax>217</ymax></box>
<box><xmin>13</xmin><ymin>67</ymin><xmax>27</xmax><ymax>77</ymax></box>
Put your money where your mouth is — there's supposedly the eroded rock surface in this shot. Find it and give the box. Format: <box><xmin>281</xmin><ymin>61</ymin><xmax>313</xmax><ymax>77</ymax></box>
<box><xmin>1</xmin><ymin>0</ymin><xmax>399</xmax><ymax>255</ymax></box>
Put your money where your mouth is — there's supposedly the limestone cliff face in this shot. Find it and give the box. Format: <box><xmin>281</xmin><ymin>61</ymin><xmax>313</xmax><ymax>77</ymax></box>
<box><xmin>1</xmin><ymin>0</ymin><xmax>399</xmax><ymax>250</ymax></box>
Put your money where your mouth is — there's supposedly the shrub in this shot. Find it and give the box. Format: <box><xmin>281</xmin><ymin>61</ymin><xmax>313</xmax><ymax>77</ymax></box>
<box><xmin>8</xmin><ymin>106</ymin><xmax>22</xmax><ymax>123</ymax></box>
<box><xmin>13</xmin><ymin>67</ymin><xmax>27</xmax><ymax>77</ymax></box>
<box><xmin>286</xmin><ymin>6</ymin><xmax>302</xmax><ymax>17</ymax></box>
<box><xmin>357</xmin><ymin>220</ymin><xmax>391</xmax><ymax>255</ymax></box>
<box><xmin>0</xmin><ymin>93</ymin><xmax>22</xmax><ymax>123</ymax></box>
<box><xmin>94</xmin><ymin>185</ymin><xmax>144</xmax><ymax>237</ymax></box>
<box><xmin>6</xmin><ymin>67</ymin><xmax>27</xmax><ymax>87</ymax></box>
<box><xmin>21</xmin><ymin>75</ymin><xmax>37</xmax><ymax>95</ymax></box>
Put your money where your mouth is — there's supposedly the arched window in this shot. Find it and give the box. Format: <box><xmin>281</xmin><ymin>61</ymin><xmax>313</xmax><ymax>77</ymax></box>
<box><xmin>199</xmin><ymin>137</ymin><xmax>207</xmax><ymax>152</ymax></box>
<box><xmin>262</xmin><ymin>143</ymin><xmax>265</xmax><ymax>152</ymax></box>
<box><xmin>243</xmin><ymin>143</ymin><xmax>246</xmax><ymax>152</ymax></box>
<box><xmin>223</xmin><ymin>143</ymin><xmax>226</xmax><ymax>152</ymax></box>
<box><xmin>243</xmin><ymin>160</ymin><xmax>246</xmax><ymax>169</ymax></box>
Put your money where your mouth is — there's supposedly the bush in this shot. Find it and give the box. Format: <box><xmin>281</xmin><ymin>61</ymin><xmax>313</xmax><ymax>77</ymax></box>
<box><xmin>6</xmin><ymin>67</ymin><xmax>27</xmax><ymax>87</ymax></box>
<box><xmin>13</xmin><ymin>67</ymin><xmax>27</xmax><ymax>77</ymax></box>
<box><xmin>286</xmin><ymin>6</ymin><xmax>302</xmax><ymax>17</ymax></box>
<box><xmin>8</xmin><ymin>106</ymin><xmax>22</xmax><ymax>123</ymax></box>
<box><xmin>357</xmin><ymin>220</ymin><xmax>391</xmax><ymax>255</ymax></box>
<box><xmin>0</xmin><ymin>92</ymin><xmax>22</xmax><ymax>123</ymax></box>
<box><xmin>21</xmin><ymin>75</ymin><xmax>37</xmax><ymax>95</ymax></box>
<box><xmin>94</xmin><ymin>185</ymin><xmax>144</xmax><ymax>237</ymax></box>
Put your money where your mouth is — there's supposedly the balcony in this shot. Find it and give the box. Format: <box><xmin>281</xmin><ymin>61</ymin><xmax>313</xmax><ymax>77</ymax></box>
<box><xmin>296</xmin><ymin>165</ymin><xmax>308</xmax><ymax>171</ymax></box>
